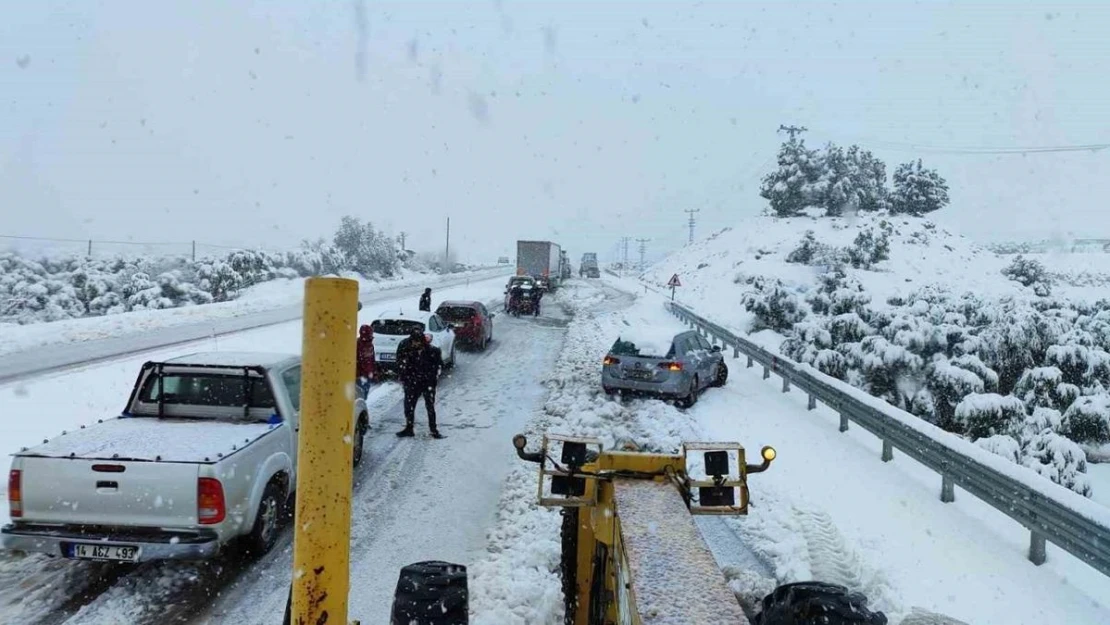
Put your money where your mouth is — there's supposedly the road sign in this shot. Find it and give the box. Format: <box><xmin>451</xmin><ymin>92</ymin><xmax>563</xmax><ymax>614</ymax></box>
<box><xmin>667</xmin><ymin>274</ymin><xmax>681</xmax><ymax>301</ymax></box>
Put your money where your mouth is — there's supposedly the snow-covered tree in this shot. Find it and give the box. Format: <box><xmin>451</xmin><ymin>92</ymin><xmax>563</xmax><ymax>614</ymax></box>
<box><xmin>1002</xmin><ymin>255</ymin><xmax>1053</xmax><ymax>296</ymax></box>
<box><xmin>927</xmin><ymin>360</ymin><xmax>987</xmax><ymax>431</ymax></box>
<box><xmin>1013</xmin><ymin>366</ymin><xmax>1080</xmax><ymax>412</ymax></box>
<box><xmin>953</xmin><ymin>393</ymin><xmax>1026</xmax><ymax>440</ymax></box>
<box><xmin>846</xmin><ymin>226</ymin><xmax>891</xmax><ymax>270</ymax></box>
<box><xmin>195</xmin><ymin>260</ymin><xmax>243</xmax><ymax>302</ymax></box>
<box><xmin>786</xmin><ymin>231</ymin><xmax>820</xmax><ymax>264</ymax></box>
<box><xmin>743</xmin><ymin>281</ymin><xmax>806</xmax><ymax>333</ymax></box>
<box><xmin>816</xmin><ymin>143</ymin><xmax>856</xmax><ymax>217</ymax></box>
<box><xmin>890</xmin><ymin>159</ymin><xmax>949</xmax><ymax>216</ymax></box>
<box><xmin>847</xmin><ymin>146</ymin><xmax>889</xmax><ymax>213</ymax></box>
<box><xmin>759</xmin><ymin>136</ymin><xmax>821</xmax><ymax>217</ymax></box>
<box><xmin>1060</xmin><ymin>395</ymin><xmax>1110</xmax><ymax>446</ymax></box>
<box><xmin>976</xmin><ymin>434</ymin><xmax>1022</xmax><ymax>464</ymax></box>
<box><xmin>332</xmin><ymin>216</ymin><xmax>399</xmax><ymax>277</ymax></box>
<box><xmin>1021</xmin><ymin>430</ymin><xmax>1092</xmax><ymax>497</ymax></box>
<box><xmin>839</xmin><ymin>335</ymin><xmax>923</xmax><ymax>407</ymax></box>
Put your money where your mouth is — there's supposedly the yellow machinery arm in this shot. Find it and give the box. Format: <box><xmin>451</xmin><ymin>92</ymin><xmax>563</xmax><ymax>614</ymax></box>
<box><xmin>513</xmin><ymin>433</ymin><xmax>776</xmax><ymax>625</ymax></box>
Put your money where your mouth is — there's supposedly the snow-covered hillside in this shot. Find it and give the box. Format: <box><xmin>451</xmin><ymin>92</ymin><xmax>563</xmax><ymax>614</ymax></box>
<box><xmin>642</xmin><ymin>214</ymin><xmax>1110</xmax><ymax>498</ymax></box>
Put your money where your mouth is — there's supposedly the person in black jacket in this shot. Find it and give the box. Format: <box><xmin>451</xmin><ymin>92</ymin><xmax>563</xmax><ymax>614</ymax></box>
<box><xmin>395</xmin><ymin>328</ymin><xmax>444</xmax><ymax>438</ymax></box>
<box><xmin>419</xmin><ymin>288</ymin><xmax>432</xmax><ymax>312</ymax></box>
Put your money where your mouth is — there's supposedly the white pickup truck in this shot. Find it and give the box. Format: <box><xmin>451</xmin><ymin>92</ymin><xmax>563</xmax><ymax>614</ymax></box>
<box><xmin>2</xmin><ymin>352</ymin><xmax>369</xmax><ymax>562</ymax></box>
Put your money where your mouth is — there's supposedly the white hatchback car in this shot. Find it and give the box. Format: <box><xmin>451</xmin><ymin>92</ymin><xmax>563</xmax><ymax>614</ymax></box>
<box><xmin>370</xmin><ymin>311</ymin><xmax>457</xmax><ymax>373</ymax></box>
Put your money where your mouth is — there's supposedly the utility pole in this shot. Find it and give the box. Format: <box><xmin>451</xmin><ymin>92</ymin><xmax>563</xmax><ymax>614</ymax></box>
<box><xmin>398</xmin><ymin>231</ymin><xmax>407</xmax><ymax>251</ymax></box>
<box><xmin>444</xmin><ymin>218</ymin><xmax>450</xmax><ymax>270</ymax></box>
<box><xmin>778</xmin><ymin>124</ymin><xmax>808</xmax><ymax>140</ymax></box>
<box><xmin>636</xmin><ymin>238</ymin><xmax>650</xmax><ymax>271</ymax></box>
<box><xmin>683</xmin><ymin>208</ymin><xmax>700</xmax><ymax>245</ymax></box>
<box><xmin>619</xmin><ymin>236</ymin><xmax>631</xmax><ymax>277</ymax></box>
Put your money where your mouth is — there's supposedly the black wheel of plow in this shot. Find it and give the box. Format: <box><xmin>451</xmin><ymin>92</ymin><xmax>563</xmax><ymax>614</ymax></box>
<box><xmin>560</xmin><ymin>507</ymin><xmax>579</xmax><ymax>625</ymax></box>
<box><xmin>753</xmin><ymin>581</ymin><xmax>888</xmax><ymax>625</ymax></box>
<box><xmin>389</xmin><ymin>561</ymin><xmax>469</xmax><ymax>625</ymax></box>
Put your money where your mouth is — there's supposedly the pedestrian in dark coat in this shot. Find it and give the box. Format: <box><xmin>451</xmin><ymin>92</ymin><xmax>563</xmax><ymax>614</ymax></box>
<box><xmin>395</xmin><ymin>328</ymin><xmax>443</xmax><ymax>438</ymax></box>
<box><xmin>355</xmin><ymin>324</ymin><xmax>376</xmax><ymax>397</ymax></box>
<box><xmin>419</xmin><ymin>288</ymin><xmax>432</xmax><ymax>312</ymax></box>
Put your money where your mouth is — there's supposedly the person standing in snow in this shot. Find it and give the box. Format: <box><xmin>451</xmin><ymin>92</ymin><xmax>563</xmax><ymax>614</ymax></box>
<box><xmin>395</xmin><ymin>328</ymin><xmax>443</xmax><ymax>438</ymax></box>
<box><xmin>419</xmin><ymin>287</ymin><xmax>432</xmax><ymax>312</ymax></box>
<box><xmin>355</xmin><ymin>324</ymin><xmax>376</xmax><ymax>398</ymax></box>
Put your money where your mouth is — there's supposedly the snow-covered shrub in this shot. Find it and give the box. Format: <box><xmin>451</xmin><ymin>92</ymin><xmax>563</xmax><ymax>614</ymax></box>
<box><xmin>813</xmin><ymin>349</ymin><xmax>848</xmax><ymax>380</ymax></box>
<box><xmin>194</xmin><ymin>260</ymin><xmax>242</xmax><ymax>302</ymax></box>
<box><xmin>1020</xmin><ymin>407</ymin><xmax>1063</xmax><ymax>441</ymax></box>
<box><xmin>1002</xmin><ymin>255</ymin><xmax>1051</xmax><ymax>289</ymax></box>
<box><xmin>927</xmin><ymin>360</ymin><xmax>987</xmax><ymax>431</ymax></box>
<box><xmin>785</xmin><ymin>230</ymin><xmax>820</xmax><ymax>264</ymax></box>
<box><xmin>978</xmin><ymin>304</ymin><xmax>1065</xmax><ymax>394</ymax></box>
<box><xmin>828</xmin><ymin>312</ymin><xmax>872</xmax><ymax>345</ymax></box>
<box><xmin>1045</xmin><ymin>344</ymin><xmax>1110</xmax><ymax>391</ymax></box>
<box><xmin>910</xmin><ymin>387</ymin><xmax>937</xmax><ymax>421</ymax></box>
<box><xmin>949</xmin><ymin>354</ymin><xmax>999</xmax><ymax>393</ymax></box>
<box><xmin>1013</xmin><ymin>366</ymin><xmax>1080</xmax><ymax>412</ymax></box>
<box><xmin>976</xmin><ymin>434</ymin><xmax>1021</xmax><ymax>464</ymax></box>
<box><xmin>845</xmin><ymin>226</ymin><xmax>890</xmax><ymax>270</ymax></box>
<box><xmin>953</xmin><ymin>393</ymin><xmax>1026</xmax><ymax>440</ymax></box>
<box><xmin>1021</xmin><ymin>431</ymin><xmax>1092</xmax><ymax>497</ymax></box>
<box><xmin>743</xmin><ymin>282</ymin><xmax>806</xmax><ymax>333</ymax></box>
<box><xmin>839</xmin><ymin>335</ymin><xmax>923</xmax><ymax>407</ymax></box>
<box><xmin>1060</xmin><ymin>395</ymin><xmax>1110</xmax><ymax>446</ymax></box>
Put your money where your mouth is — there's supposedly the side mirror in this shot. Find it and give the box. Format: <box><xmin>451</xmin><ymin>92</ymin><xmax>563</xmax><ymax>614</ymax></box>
<box><xmin>357</xmin><ymin>302</ymin><xmax>363</xmax><ymax>312</ymax></box>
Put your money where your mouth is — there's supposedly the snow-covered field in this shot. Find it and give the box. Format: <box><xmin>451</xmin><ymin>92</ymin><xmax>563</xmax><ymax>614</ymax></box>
<box><xmin>0</xmin><ymin>267</ymin><xmax>507</xmax><ymax>357</ymax></box>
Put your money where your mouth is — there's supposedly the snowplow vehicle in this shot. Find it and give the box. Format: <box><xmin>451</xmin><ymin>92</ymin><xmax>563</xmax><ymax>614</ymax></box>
<box><xmin>510</xmin><ymin>433</ymin><xmax>891</xmax><ymax>625</ymax></box>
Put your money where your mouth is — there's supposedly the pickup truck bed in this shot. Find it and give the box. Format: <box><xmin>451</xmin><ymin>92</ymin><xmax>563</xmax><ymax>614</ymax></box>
<box><xmin>22</xmin><ymin>417</ymin><xmax>279</xmax><ymax>463</ymax></box>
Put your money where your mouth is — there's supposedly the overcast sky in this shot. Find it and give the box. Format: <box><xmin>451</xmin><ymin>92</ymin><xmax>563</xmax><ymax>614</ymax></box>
<box><xmin>2</xmin><ymin>1</ymin><xmax>1108</xmax><ymax>263</ymax></box>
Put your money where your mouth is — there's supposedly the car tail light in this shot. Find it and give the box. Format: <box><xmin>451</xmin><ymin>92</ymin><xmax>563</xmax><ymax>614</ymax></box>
<box><xmin>603</xmin><ymin>356</ymin><xmax>620</xmax><ymax>366</ymax></box>
<box><xmin>658</xmin><ymin>362</ymin><xmax>682</xmax><ymax>371</ymax></box>
<box><xmin>197</xmin><ymin>478</ymin><xmax>226</xmax><ymax>525</ymax></box>
<box><xmin>8</xmin><ymin>470</ymin><xmax>21</xmax><ymax>518</ymax></box>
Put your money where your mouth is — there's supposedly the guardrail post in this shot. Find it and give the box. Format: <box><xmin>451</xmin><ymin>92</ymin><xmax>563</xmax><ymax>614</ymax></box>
<box><xmin>747</xmin><ymin>355</ymin><xmax>753</xmax><ymax>368</ymax></box>
<box><xmin>838</xmin><ymin>412</ymin><xmax>849</xmax><ymax>432</ymax></box>
<box><xmin>733</xmin><ymin>344</ymin><xmax>740</xmax><ymax>358</ymax></box>
<box><xmin>1029</xmin><ymin>531</ymin><xmax>1047</xmax><ymax>565</ymax></box>
<box><xmin>807</xmin><ymin>395</ymin><xmax>817</xmax><ymax>410</ymax></box>
<box><xmin>881</xmin><ymin>440</ymin><xmax>893</xmax><ymax>462</ymax></box>
<box><xmin>763</xmin><ymin>365</ymin><xmax>771</xmax><ymax>380</ymax></box>
<box><xmin>782</xmin><ymin>377</ymin><xmax>790</xmax><ymax>393</ymax></box>
<box><xmin>941</xmin><ymin>475</ymin><xmax>955</xmax><ymax>503</ymax></box>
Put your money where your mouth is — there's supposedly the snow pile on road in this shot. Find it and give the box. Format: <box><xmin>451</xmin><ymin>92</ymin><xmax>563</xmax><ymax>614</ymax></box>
<box><xmin>469</xmin><ymin>283</ymin><xmax>697</xmax><ymax>624</ymax></box>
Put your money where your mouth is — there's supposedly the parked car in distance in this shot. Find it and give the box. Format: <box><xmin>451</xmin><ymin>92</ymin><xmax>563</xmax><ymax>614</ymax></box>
<box><xmin>1</xmin><ymin>352</ymin><xmax>369</xmax><ymax>562</ymax></box>
<box><xmin>435</xmin><ymin>301</ymin><xmax>494</xmax><ymax>350</ymax></box>
<box><xmin>601</xmin><ymin>330</ymin><xmax>728</xmax><ymax>408</ymax></box>
<box><xmin>371</xmin><ymin>311</ymin><xmax>457</xmax><ymax>372</ymax></box>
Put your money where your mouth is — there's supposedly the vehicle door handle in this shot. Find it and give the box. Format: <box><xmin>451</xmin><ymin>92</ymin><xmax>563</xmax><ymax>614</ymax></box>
<box><xmin>96</xmin><ymin>481</ymin><xmax>119</xmax><ymax>493</ymax></box>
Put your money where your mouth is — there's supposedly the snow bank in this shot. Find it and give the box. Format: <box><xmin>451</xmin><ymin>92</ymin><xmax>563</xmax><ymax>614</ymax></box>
<box><xmin>469</xmin><ymin>282</ymin><xmax>697</xmax><ymax>624</ymax></box>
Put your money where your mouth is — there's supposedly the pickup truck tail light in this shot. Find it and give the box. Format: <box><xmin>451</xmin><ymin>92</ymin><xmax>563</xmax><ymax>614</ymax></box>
<box><xmin>197</xmin><ymin>478</ymin><xmax>226</xmax><ymax>525</ymax></box>
<box><xmin>8</xmin><ymin>470</ymin><xmax>21</xmax><ymax>518</ymax></box>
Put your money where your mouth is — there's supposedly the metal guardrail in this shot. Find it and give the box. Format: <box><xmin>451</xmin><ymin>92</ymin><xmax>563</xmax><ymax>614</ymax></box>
<box><xmin>665</xmin><ymin>300</ymin><xmax>1110</xmax><ymax>578</ymax></box>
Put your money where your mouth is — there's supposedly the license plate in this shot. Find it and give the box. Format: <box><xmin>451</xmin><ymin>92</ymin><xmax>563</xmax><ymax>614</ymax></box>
<box><xmin>69</xmin><ymin>543</ymin><xmax>140</xmax><ymax>562</ymax></box>
<box><xmin>379</xmin><ymin>353</ymin><xmax>395</xmax><ymax>361</ymax></box>
<box><xmin>628</xmin><ymin>371</ymin><xmax>654</xmax><ymax>380</ymax></box>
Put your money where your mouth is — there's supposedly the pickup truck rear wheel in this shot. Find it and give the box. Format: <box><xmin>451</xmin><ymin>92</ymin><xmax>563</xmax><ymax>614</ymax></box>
<box><xmin>352</xmin><ymin>415</ymin><xmax>368</xmax><ymax>468</ymax></box>
<box><xmin>245</xmin><ymin>482</ymin><xmax>282</xmax><ymax>558</ymax></box>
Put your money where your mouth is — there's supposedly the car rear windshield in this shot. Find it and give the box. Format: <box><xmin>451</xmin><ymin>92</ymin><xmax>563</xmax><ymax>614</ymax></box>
<box><xmin>609</xmin><ymin>338</ymin><xmax>673</xmax><ymax>358</ymax></box>
<box><xmin>437</xmin><ymin>306</ymin><xmax>477</xmax><ymax>321</ymax></box>
<box><xmin>372</xmin><ymin>319</ymin><xmax>426</xmax><ymax>335</ymax></box>
<box><xmin>139</xmin><ymin>373</ymin><xmax>276</xmax><ymax>409</ymax></box>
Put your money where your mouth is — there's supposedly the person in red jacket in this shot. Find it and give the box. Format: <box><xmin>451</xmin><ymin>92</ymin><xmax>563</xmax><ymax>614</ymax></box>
<box><xmin>356</xmin><ymin>324</ymin><xmax>376</xmax><ymax>397</ymax></box>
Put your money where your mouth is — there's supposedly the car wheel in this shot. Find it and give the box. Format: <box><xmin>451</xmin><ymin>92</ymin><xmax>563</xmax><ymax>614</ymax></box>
<box><xmin>444</xmin><ymin>345</ymin><xmax>456</xmax><ymax>369</ymax></box>
<box><xmin>678</xmin><ymin>376</ymin><xmax>699</xmax><ymax>409</ymax></box>
<box><xmin>712</xmin><ymin>362</ymin><xmax>729</xmax><ymax>387</ymax></box>
<box><xmin>352</xmin><ymin>415</ymin><xmax>367</xmax><ymax>468</ymax></box>
<box><xmin>245</xmin><ymin>481</ymin><xmax>283</xmax><ymax>557</ymax></box>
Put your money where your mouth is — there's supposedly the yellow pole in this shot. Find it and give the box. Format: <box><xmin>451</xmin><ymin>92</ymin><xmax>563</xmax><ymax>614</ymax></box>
<box><xmin>292</xmin><ymin>277</ymin><xmax>359</xmax><ymax>625</ymax></box>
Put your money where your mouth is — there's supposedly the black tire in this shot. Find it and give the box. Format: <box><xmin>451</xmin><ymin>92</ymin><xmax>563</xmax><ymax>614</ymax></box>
<box><xmin>754</xmin><ymin>581</ymin><xmax>888</xmax><ymax>625</ymax></box>
<box><xmin>444</xmin><ymin>345</ymin><xmax>456</xmax><ymax>369</ymax></box>
<box><xmin>712</xmin><ymin>362</ymin><xmax>729</xmax><ymax>387</ymax></box>
<box><xmin>352</xmin><ymin>415</ymin><xmax>368</xmax><ymax>468</ymax></box>
<box><xmin>677</xmin><ymin>376</ymin><xmax>699</xmax><ymax>409</ymax></box>
<box><xmin>560</xmin><ymin>508</ymin><xmax>580</xmax><ymax>625</ymax></box>
<box><xmin>245</xmin><ymin>480</ymin><xmax>283</xmax><ymax>558</ymax></box>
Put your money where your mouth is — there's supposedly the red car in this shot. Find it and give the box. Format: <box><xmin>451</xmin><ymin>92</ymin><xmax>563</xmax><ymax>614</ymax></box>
<box><xmin>435</xmin><ymin>300</ymin><xmax>494</xmax><ymax>350</ymax></box>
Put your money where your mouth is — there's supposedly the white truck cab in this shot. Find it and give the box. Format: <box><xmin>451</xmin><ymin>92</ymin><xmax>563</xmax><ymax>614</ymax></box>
<box><xmin>2</xmin><ymin>352</ymin><xmax>369</xmax><ymax>562</ymax></box>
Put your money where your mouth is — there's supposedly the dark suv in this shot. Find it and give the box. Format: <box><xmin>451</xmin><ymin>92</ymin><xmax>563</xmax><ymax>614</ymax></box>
<box><xmin>435</xmin><ymin>301</ymin><xmax>494</xmax><ymax>350</ymax></box>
